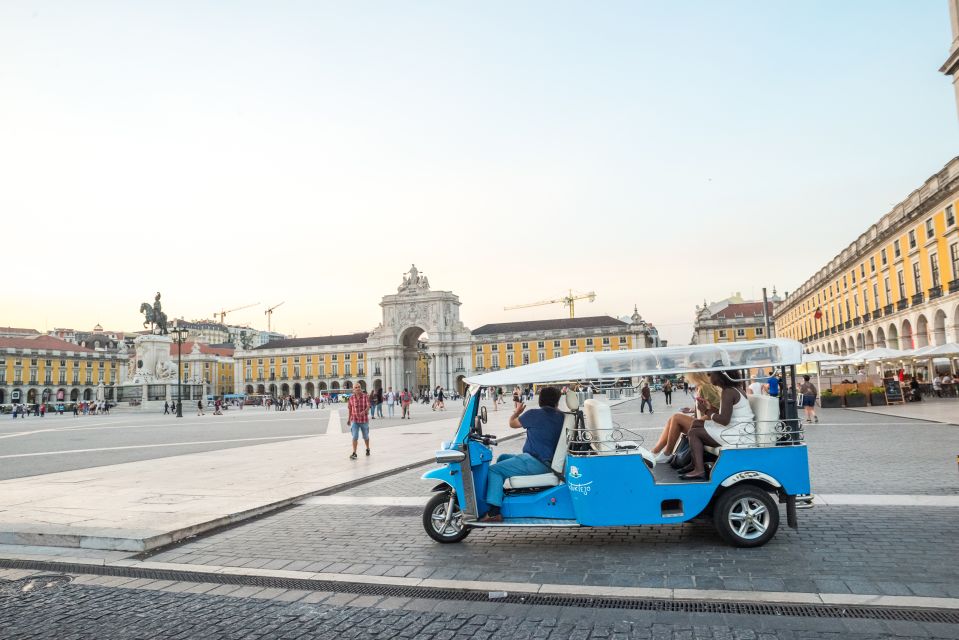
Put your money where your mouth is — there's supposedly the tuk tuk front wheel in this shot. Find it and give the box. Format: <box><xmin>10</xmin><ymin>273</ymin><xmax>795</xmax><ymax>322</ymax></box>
<box><xmin>423</xmin><ymin>492</ymin><xmax>470</xmax><ymax>543</ymax></box>
<box><xmin>713</xmin><ymin>485</ymin><xmax>779</xmax><ymax>548</ymax></box>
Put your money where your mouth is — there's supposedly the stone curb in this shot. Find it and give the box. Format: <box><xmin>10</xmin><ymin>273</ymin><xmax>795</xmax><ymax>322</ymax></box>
<box><xmin>2</xmin><ymin>553</ymin><xmax>957</xmax><ymax>612</ymax></box>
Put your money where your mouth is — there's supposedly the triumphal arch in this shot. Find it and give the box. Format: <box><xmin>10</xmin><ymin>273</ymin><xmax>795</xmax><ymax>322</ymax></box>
<box><xmin>365</xmin><ymin>265</ymin><xmax>473</xmax><ymax>393</ymax></box>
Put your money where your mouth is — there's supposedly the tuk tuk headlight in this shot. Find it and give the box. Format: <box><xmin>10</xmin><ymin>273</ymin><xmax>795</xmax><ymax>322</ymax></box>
<box><xmin>435</xmin><ymin>449</ymin><xmax>466</xmax><ymax>465</ymax></box>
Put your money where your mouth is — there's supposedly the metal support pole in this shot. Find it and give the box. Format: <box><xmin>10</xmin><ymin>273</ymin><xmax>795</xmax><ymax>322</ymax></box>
<box><xmin>176</xmin><ymin>340</ymin><xmax>183</xmax><ymax>418</ymax></box>
<box><xmin>762</xmin><ymin>287</ymin><xmax>772</xmax><ymax>338</ymax></box>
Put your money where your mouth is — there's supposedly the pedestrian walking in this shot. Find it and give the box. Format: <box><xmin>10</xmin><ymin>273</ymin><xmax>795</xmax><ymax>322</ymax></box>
<box><xmin>197</xmin><ymin>399</ymin><xmax>204</xmax><ymax>416</ymax></box>
<box><xmin>347</xmin><ymin>383</ymin><xmax>371</xmax><ymax>459</ymax></box>
<box><xmin>682</xmin><ymin>379</ymin><xmax>689</xmax><ymax>395</ymax></box>
<box><xmin>663</xmin><ymin>380</ymin><xmax>673</xmax><ymax>406</ymax></box>
<box><xmin>799</xmin><ymin>375</ymin><xmax>819</xmax><ymax>423</ymax></box>
<box><xmin>401</xmin><ymin>387</ymin><xmax>411</xmax><ymax>419</ymax></box>
<box><xmin>163</xmin><ymin>401</ymin><xmax>169</xmax><ymax>415</ymax></box>
<box><xmin>386</xmin><ymin>387</ymin><xmax>396</xmax><ymax>418</ymax></box>
<box><xmin>640</xmin><ymin>382</ymin><xmax>653</xmax><ymax>414</ymax></box>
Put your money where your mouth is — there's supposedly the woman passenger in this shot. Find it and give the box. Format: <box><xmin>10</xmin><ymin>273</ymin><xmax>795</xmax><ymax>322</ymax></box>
<box><xmin>680</xmin><ymin>368</ymin><xmax>754</xmax><ymax>480</ymax></box>
<box><xmin>649</xmin><ymin>370</ymin><xmax>721</xmax><ymax>464</ymax></box>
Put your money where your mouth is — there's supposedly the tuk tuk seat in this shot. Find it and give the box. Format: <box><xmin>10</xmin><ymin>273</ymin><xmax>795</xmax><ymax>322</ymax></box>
<box><xmin>704</xmin><ymin>394</ymin><xmax>779</xmax><ymax>455</ymax></box>
<box><xmin>583</xmin><ymin>399</ymin><xmax>656</xmax><ymax>465</ymax></box>
<box><xmin>503</xmin><ymin>391</ymin><xmax>578</xmax><ymax>490</ymax></box>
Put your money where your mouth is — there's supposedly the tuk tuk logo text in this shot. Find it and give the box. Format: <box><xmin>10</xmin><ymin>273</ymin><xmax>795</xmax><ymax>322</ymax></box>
<box><xmin>569</xmin><ymin>480</ymin><xmax>592</xmax><ymax>495</ymax></box>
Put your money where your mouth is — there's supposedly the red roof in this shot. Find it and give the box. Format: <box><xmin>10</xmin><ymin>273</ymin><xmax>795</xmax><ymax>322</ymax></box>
<box><xmin>712</xmin><ymin>302</ymin><xmax>773</xmax><ymax>319</ymax></box>
<box><xmin>0</xmin><ymin>335</ymin><xmax>97</xmax><ymax>352</ymax></box>
<box><xmin>0</xmin><ymin>327</ymin><xmax>40</xmax><ymax>335</ymax></box>
<box><xmin>168</xmin><ymin>341</ymin><xmax>234</xmax><ymax>357</ymax></box>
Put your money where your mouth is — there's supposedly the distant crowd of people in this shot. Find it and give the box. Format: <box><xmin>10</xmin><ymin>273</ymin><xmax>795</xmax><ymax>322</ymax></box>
<box><xmin>9</xmin><ymin>401</ymin><xmax>110</xmax><ymax>417</ymax></box>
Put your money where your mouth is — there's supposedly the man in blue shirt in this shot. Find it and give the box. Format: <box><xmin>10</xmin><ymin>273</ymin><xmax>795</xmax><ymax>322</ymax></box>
<box><xmin>764</xmin><ymin>369</ymin><xmax>780</xmax><ymax>397</ymax></box>
<box><xmin>480</xmin><ymin>386</ymin><xmax>564</xmax><ymax>523</ymax></box>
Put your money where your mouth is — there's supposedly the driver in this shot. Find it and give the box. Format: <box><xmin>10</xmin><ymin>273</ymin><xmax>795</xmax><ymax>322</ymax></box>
<box><xmin>479</xmin><ymin>385</ymin><xmax>564</xmax><ymax>523</ymax></box>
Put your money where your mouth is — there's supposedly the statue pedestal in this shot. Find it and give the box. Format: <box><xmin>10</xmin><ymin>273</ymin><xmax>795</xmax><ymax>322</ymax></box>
<box><xmin>116</xmin><ymin>334</ymin><xmax>204</xmax><ymax>411</ymax></box>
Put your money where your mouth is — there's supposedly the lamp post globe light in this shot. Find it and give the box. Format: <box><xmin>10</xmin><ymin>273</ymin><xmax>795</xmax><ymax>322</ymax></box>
<box><xmin>171</xmin><ymin>323</ymin><xmax>189</xmax><ymax>418</ymax></box>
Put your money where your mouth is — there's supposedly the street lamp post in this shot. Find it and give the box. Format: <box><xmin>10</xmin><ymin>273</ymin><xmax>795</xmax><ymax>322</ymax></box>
<box><xmin>171</xmin><ymin>324</ymin><xmax>188</xmax><ymax>418</ymax></box>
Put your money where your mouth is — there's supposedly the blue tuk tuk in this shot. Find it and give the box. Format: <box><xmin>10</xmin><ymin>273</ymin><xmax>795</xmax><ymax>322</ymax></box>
<box><xmin>421</xmin><ymin>339</ymin><xmax>810</xmax><ymax>547</ymax></box>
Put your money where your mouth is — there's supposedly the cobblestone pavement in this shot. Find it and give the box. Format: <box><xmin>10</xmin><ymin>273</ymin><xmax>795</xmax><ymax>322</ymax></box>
<box><xmin>2</xmin><ymin>576</ymin><xmax>956</xmax><ymax>640</ymax></box>
<box><xmin>146</xmin><ymin>404</ymin><xmax>959</xmax><ymax>599</ymax></box>
<box><xmin>149</xmin><ymin>501</ymin><xmax>959</xmax><ymax>598</ymax></box>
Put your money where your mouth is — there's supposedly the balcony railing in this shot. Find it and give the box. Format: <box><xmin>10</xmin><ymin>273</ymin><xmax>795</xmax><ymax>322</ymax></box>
<box><xmin>928</xmin><ymin>285</ymin><xmax>943</xmax><ymax>300</ymax></box>
<box><xmin>884</xmin><ymin>304</ymin><xmax>894</xmax><ymax>315</ymax></box>
<box><xmin>950</xmin><ymin>279</ymin><xmax>959</xmax><ymax>294</ymax></box>
<box><xmin>454</xmin><ymin>367</ymin><xmax>466</xmax><ymax>373</ymax></box>
<box><xmin>843</xmin><ymin>321</ymin><xmax>852</xmax><ymax>330</ymax></box>
<box><xmin>872</xmin><ymin>309</ymin><xmax>882</xmax><ymax>319</ymax></box>
<box><xmin>897</xmin><ymin>299</ymin><xmax>909</xmax><ymax>311</ymax></box>
<box><xmin>852</xmin><ymin>318</ymin><xmax>861</xmax><ymax>326</ymax></box>
<box><xmin>861</xmin><ymin>313</ymin><xmax>871</xmax><ymax>322</ymax></box>
<box><xmin>911</xmin><ymin>293</ymin><xmax>924</xmax><ymax>306</ymax></box>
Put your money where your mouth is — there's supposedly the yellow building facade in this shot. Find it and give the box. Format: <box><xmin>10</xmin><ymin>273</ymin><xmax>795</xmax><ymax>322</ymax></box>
<box><xmin>236</xmin><ymin>333</ymin><xmax>372</xmax><ymax>398</ymax></box>
<box><xmin>470</xmin><ymin>316</ymin><xmax>648</xmax><ymax>372</ymax></box>
<box><xmin>0</xmin><ymin>335</ymin><xmax>125</xmax><ymax>405</ymax></box>
<box><xmin>776</xmin><ymin>157</ymin><xmax>959</xmax><ymax>354</ymax></box>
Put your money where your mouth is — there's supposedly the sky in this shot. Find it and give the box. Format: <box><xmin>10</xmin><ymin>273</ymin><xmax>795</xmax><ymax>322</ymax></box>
<box><xmin>1</xmin><ymin>1</ymin><xmax>957</xmax><ymax>345</ymax></box>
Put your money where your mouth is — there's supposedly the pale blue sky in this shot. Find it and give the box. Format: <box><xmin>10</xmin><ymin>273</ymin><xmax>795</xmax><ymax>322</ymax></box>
<box><xmin>1</xmin><ymin>1</ymin><xmax>956</xmax><ymax>345</ymax></box>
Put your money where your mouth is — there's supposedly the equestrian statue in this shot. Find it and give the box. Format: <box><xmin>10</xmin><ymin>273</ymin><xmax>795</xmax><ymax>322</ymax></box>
<box><xmin>140</xmin><ymin>292</ymin><xmax>169</xmax><ymax>335</ymax></box>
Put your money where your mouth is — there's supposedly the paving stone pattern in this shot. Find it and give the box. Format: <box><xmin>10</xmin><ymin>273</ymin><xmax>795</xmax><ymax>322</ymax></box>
<box><xmin>150</xmin><ymin>501</ymin><xmax>959</xmax><ymax>598</ymax></box>
<box><xmin>3</xmin><ymin>579</ymin><xmax>957</xmax><ymax>640</ymax></box>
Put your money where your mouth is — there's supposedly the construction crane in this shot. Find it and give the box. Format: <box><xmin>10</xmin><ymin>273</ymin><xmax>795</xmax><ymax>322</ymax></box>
<box><xmin>264</xmin><ymin>301</ymin><xmax>285</xmax><ymax>332</ymax></box>
<box><xmin>504</xmin><ymin>290</ymin><xmax>596</xmax><ymax>319</ymax></box>
<box><xmin>214</xmin><ymin>302</ymin><xmax>259</xmax><ymax>324</ymax></box>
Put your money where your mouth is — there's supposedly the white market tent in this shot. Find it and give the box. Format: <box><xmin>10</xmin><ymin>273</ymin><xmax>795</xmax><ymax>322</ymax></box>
<box><xmin>466</xmin><ymin>338</ymin><xmax>804</xmax><ymax>386</ymax></box>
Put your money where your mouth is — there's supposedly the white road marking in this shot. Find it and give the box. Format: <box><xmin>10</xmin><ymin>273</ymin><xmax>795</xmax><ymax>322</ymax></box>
<box><xmin>299</xmin><ymin>496</ymin><xmax>426</xmax><ymax>506</ymax></box>
<box><xmin>0</xmin><ymin>435</ymin><xmax>315</xmax><ymax>459</ymax></box>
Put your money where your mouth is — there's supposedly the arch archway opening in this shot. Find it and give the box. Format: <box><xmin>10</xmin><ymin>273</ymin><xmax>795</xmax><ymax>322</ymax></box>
<box><xmin>318</xmin><ymin>382</ymin><xmax>328</xmax><ymax>391</ymax></box>
<box><xmin>865</xmin><ymin>330</ymin><xmax>875</xmax><ymax>350</ymax></box>
<box><xmin>293</xmin><ymin>383</ymin><xmax>301</xmax><ymax>399</ymax></box>
<box><xmin>245</xmin><ymin>385</ymin><xmax>254</xmax><ymax>395</ymax></box>
<box><xmin>256</xmin><ymin>384</ymin><xmax>265</xmax><ymax>394</ymax></box>
<box><xmin>876</xmin><ymin>327</ymin><xmax>886</xmax><ymax>349</ymax></box>
<box><xmin>70</xmin><ymin>389</ymin><xmax>79</xmax><ymax>401</ymax></box>
<box><xmin>916</xmin><ymin>315</ymin><xmax>929</xmax><ymax>348</ymax></box>
<box><xmin>305</xmin><ymin>382</ymin><xmax>315</xmax><ymax>397</ymax></box>
<box><xmin>887</xmin><ymin>324</ymin><xmax>899</xmax><ymax>350</ymax></box>
<box><xmin>83</xmin><ymin>389</ymin><xmax>92</xmax><ymax>401</ymax></box>
<box><xmin>27</xmin><ymin>389</ymin><xmax>37</xmax><ymax>403</ymax></box>
<box><xmin>901</xmin><ymin>319</ymin><xmax>913</xmax><ymax>350</ymax></box>
<box><xmin>933</xmin><ymin>310</ymin><xmax>947</xmax><ymax>346</ymax></box>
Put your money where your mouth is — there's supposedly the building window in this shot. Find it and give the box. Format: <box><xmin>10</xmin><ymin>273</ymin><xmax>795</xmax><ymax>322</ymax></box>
<box><xmin>521</xmin><ymin>353</ymin><xmax>529</xmax><ymax>365</ymax></box>
<box><xmin>456</xmin><ymin>357</ymin><xmax>463</xmax><ymax>370</ymax></box>
<box><xmin>344</xmin><ymin>363</ymin><xmax>351</xmax><ymax>376</ymax></box>
<box><xmin>331</xmin><ymin>354</ymin><xmax>337</xmax><ymax>361</ymax></box>
<box><xmin>860</xmin><ymin>264</ymin><xmax>865</xmax><ymax>277</ymax></box>
<box><xmin>881</xmin><ymin>249</ymin><xmax>887</xmax><ymax>266</ymax></box>
<box><xmin>476</xmin><ymin>354</ymin><xmax>484</xmax><ymax>369</ymax></box>
<box><xmin>719</xmin><ymin>330</ymin><xmax>727</xmax><ymax>338</ymax></box>
<box><xmin>553</xmin><ymin>350</ymin><xmax>561</xmax><ymax>359</ymax></box>
<box><xmin>537</xmin><ymin>350</ymin><xmax>545</xmax><ymax>361</ymax></box>
<box><xmin>894</xmin><ymin>240</ymin><xmax>901</xmax><ymax>258</ymax></box>
<box><xmin>553</xmin><ymin>340</ymin><xmax>560</xmax><ymax>348</ymax></box>
<box><xmin>619</xmin><ymin>336</ymin><xmax>627</xmax><ymax>344</ymax></box>
<box><xmin>926</xmin><ymin>218</ymin><xmax>935</xmax><ymax>239</ymax></box>
<box><xmin>585</xmin><ymin>338</ymin><xmax>593</xmax><ymax>346</ymax></box>
<box><xmin>884</xmin><ymin>277</ymin><xmax>891</xmax><ymax>304</ymax></box>
<box><xmin>873</xmin><ymin>283</ymin><xmax>879</xmax><ymax>309</ymax></box>
<box><xmin>853</xmin><ymin>293</ymin><xmax>859</xmax><ymax>314</ymax></box>
<box><xmin>602</xmin><ymin>337</ymin><xmax>610</xmax><ymax>345</ymax></box>
<box><xmin>930</xmin><ymin>254</ymin><xmax>941</xmax><ymax>288</ymax></box>
<box><xmin>491</xmin><ymin>355</ymin><xmax>499</xmax><ymax>369</ymax></box>
<box><xmin>281</xmin><ymin>366</ymin><xmax>288</xmax><ymax>378</ymax></box>
<box><xmin>947</xmin><ymin>204</ymin><xmax>956</xmax><ymax>227</ymax></box>
<box><xmin>908</xmin><ymin>230</ymin><xmax>916</xmax><ymax>250</ymax></box>
<box><xmin>521</xmin><ymin>342</ymin><xmax>529</xmax><ymax>350</ymax></box>
<box><xmin>568</xmin><ymin>339</ymin><xmax>576</xmax><ymax>346</ymax></box>
<box><xmin>897</xmin><ymin>270</ymin><xmax>905</xmax><ymax>299</ymax></box>
<box><xmin>537</xmin><ymin>341</ymin><xmax>544</xmax><ymax>349</ymax></box>
<box><xmin>912</xmin><ymin>262</ymin><xmax>921</xmax><ymax>293</ymax></box>
<box><xmin>756</xmin><ymin>327</ymin><xmax>764</xmax><ymax>336</ymax></box>
<box><xmin>951</xmin><ymin>243</ymin><xmax>959</xmax><ymax>280</ymax></box>
<box><xmin>736</xmin><ymin>329</ymin><xmax>746</xmax><ymax>338</ymax></box>
<box><xmin>331</xmin><ymin>365</ymin><xmax>338</xmax><ymax>377</ymax></box>
<box><xmin>869</xmin><ymin>257</ymin><xmax>875</xmax><ymax>272</ymax></box>
<box><xmin>851</xmin><ymin>270</ymin><xmax>856</xmax><ymax>284</ymax></box>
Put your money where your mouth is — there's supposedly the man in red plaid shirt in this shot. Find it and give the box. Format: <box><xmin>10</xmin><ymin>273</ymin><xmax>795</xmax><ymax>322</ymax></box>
<box><xmin>347</xmin><ymin>383</ymin><xmax>371</xmax><ymax>459</ymax></box>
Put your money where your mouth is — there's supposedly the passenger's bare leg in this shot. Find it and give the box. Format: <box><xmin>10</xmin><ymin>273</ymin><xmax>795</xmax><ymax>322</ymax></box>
<box><xmin>664</xmin><ymin>413</ymin><xmax>695</xmax><ymax>454</ymax></box>
<box><xmin>685</xmin><ymin>426</ymin><xmax>721</xmax><ymax>477</ymax></box>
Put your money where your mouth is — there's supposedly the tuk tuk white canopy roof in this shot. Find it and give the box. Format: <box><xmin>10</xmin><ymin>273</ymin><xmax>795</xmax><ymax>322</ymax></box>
<box><xmin>465</xmin><ymin>338</ymin><xmax>804</xmax><ymax>386</ymax></box>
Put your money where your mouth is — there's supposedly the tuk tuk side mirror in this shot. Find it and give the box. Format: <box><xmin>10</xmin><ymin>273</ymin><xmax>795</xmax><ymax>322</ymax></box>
<box><xmin>479</xmin><ymin>406</ymin><xmax>488</xmax><ymax>424</ymax></box>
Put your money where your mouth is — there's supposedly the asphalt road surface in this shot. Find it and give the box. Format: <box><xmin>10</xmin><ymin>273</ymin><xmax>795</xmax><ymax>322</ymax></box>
<box><xmin>0</xmin><ymin>400</ymin><xmax>466</xmax><ymax>481</ymax></box>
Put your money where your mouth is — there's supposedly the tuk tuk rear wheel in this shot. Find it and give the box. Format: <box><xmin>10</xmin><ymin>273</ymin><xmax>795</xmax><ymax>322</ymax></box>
<box><xmin>713</xmin><ymin>485</ymin><xmax>779</xmax><ymax>548</ymax></box>
<box><xmin>423</xmin><ymin>492</ymin><xmax>470</xmax><ymax>543</ymax></box>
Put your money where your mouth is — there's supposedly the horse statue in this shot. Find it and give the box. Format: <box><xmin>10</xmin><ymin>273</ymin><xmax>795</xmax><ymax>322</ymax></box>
<box><xmin>140</xmin><ymin>299</ymin><xmax>169</xmax><ymax>335</ymax></box>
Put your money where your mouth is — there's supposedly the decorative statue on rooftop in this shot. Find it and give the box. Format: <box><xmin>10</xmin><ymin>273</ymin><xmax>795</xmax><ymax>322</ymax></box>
<box><xmin>139</xmin><ymin>292</ymin><xmax>169</xmax><ymax>335</ymax></box>
<box><xmin>398</xmin><ymin>264</ymin><xmax>430</xmax><ymax>293</ymax></box>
